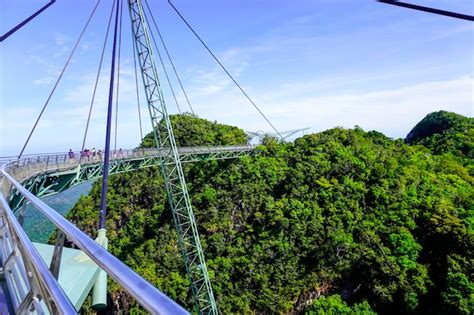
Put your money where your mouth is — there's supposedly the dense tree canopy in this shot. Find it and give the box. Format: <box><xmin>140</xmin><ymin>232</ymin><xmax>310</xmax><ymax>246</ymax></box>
<box><xmin>139</xmin><ymin>113</ymin><xmax>248</xmax><ymax>148</ymax></box>
<box><xmin>405</xmin><ymin>111</ymin><xmax>473</xmax><ymax>174</ymax></box>
<box><xmin>69</xmin><ymin>113</ymin><xmax>473</xmax><ymax>314</ymax></box>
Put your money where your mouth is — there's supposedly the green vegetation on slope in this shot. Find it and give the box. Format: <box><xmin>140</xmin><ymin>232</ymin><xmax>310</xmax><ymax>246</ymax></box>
<box><xmin>405</xmin><ymin>111</ymin><xmax>473</xmax><ymax>170</ymax></box>
<box><xmin>69</xmin><ymin>113</ymin><xmax>473</xmax><ymax>314</ymax></box>
<box><xmin>306</xmin><ymin>294</ymin><xmax>376</xmax><ymax>314</ymax></box>
<box><xmin>139</xmin><ymin>113</ymin><xmax>248</xmax><ymax>148</ymax></box>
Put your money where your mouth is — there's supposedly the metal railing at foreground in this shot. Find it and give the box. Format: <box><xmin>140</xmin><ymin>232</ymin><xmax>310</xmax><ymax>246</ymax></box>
<box><xmin>1</xmin><ymin>163</ymin><xmax>189</xmax><ymax>315</ymax></box>
<box><xmin>0</xmin><ymin>194</ymin><xmax>76</xmax><ymax>314</ymax></box>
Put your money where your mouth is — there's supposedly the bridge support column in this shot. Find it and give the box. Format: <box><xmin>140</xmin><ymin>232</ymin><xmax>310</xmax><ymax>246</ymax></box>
<box><xmin>92</xmin><ymin>228</ymin><xmax>108</xmax><ymax>310</ymax></box>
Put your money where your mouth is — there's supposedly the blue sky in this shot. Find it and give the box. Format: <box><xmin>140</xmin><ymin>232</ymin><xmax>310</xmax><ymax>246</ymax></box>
<box><xmin>1</xmin><ymin>0</ymin><xmax>473</xmax><ymax>155</ymax></box>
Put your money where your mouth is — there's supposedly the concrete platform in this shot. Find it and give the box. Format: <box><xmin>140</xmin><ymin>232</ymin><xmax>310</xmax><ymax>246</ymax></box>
<box><xmin>33</xmin><ymin>243</ymin><xmax>101</xmax><ymax>311</ymax></box>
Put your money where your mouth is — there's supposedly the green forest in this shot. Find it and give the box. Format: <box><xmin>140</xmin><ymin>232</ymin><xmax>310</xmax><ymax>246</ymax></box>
<box><xmin>68</xmin><ymin>111</ymin><xmax>473</xmax><ymax>314</ymax></box>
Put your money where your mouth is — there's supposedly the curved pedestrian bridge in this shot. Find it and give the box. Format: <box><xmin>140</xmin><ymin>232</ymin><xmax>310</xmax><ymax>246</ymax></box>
<box><xmin>0</xmin><ymin>145</ymin><xmax>253</xmax><ymax>314</ymax></box>
<box><xmin>3</xmin><ymin>145</ymin><xmax>253</xmax><ymax>211</ymax></box>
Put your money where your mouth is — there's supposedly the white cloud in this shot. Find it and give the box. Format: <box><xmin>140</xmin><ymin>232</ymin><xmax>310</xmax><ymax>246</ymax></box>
<box><xmin>2</xmin><ymin>71</ymin><xmax>471</xmax><ymax>156</ymax></box>
<box><xmin>0</xmin><ymin>63</ymin><xmax>151</xmax><ymax>156</ymax></box>
<box><xmin>54</xmin><ymin>33</ymin><xmax>71</xmax><ymax>47</ymax></box>
<box><xmin>258</xmin><ymin>75</ymin><xmax>474</xmax><ymax>138</ymax></box>
<box><xmin>182</xmin><ymin>74</ymin><xmax>473</xmax><ymax>140</ymax></box>
<box><xmin>2</xmin><ymin>11</ymin><xmax>472</xmax><ymax>156</ymax></box>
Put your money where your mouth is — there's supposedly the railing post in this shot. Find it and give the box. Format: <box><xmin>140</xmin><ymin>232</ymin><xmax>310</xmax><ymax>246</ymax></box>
<box><xmin>0</xmin><ymin>194</ymin><xmax>77</xmax><ymax>314</ymax></box>
<box><xmin>49</xmin><ymin>230</ymin><xmax>66</xmax><ymax>279</ymax></box>
<box><xmin>18</xmin><ymin>201</ymin><xmax>26</xmax><ymax>227</ymax></box>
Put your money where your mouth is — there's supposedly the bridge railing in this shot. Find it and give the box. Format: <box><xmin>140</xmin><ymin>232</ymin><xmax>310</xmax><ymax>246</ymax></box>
<box><xmin>0</xmin><ymin>145</ymin><xmax>254</xmax><ymax>313</ymax></box>
<box><xmin>1</xmin><ymin>145</ymin><xmax>253</xmax><ymax>164</ymax></box>
<box><xmin>0</xmin><ymin>193</ymin><xmax>76</xmax><ymax>314</ymax></box>
<box><xmin>1</xmin><ymin>145</ymin><xmax>254</xmax><ymax>186</ymax></box>
<box><xmin>1</xmin><ymin>163</ymin><xmax>189</xmax><ymax>314</ymax></box>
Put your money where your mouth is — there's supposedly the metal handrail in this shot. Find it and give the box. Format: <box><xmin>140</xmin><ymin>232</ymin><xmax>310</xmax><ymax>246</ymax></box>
<box><xmin>0</xmin><ymin>145</ymin><xmax>254</xmax><ymax>165</ymax></box>
<box><xmin>0</xmin><ymin>145</ymin><xmax>254</xmax><ymax>312</ymax></box>
<box><xmin>2</xmin><ymin>164</ymin><xmax>189</xmax><ymax>315</ymax></box>
<box><xmin>0</xmin><ymin>194</ymin><xmax>76</xmax><ymax>314</ymax></box>
<box><xmin>1</xmin><ymin>146</ymin><xmax>255</xmax><ymax>180</ymax></box>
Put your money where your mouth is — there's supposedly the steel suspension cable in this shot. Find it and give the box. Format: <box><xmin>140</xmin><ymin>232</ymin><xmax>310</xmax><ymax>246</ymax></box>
<box><xmin>99</xmin><ymin>0</ymin><xmax>121</xmax><ymax>230</ymax></box>
<box><xmin>167</xmin><ymin>0</ymin><xmax>283</xmax><ymax>139</ymax></box>
<box><xmin>80</xmin><ymin>0</ymin><xmax>116</xmax><ymax>161</ymax></box>
<box><xmin>144</xmin><ymin>0</ymin><xmax>194</xmax><ymax>114</ymax></box>
<box><xmin>131</xmin><ymin>28</ymin><xmax>144</xmax><ymax>141</ymax></box>
<box><xmin>143</xmin><ymin>9</ymin><xmax>182</xmax><ymax>114</ymax></box>
<box><xmin>18</xmin><ymin>0</ymin><xmax>101</xmax><ymax>158</ymax></box>
<box><xmin>113</xmin><ymin>0</ymin><xmax>124</xmax><ymax>152</ymax></box>
<box><xmin>0</xmin><ymin>0</ymin><xmax>56</xmax><ymax>42</ymax></box>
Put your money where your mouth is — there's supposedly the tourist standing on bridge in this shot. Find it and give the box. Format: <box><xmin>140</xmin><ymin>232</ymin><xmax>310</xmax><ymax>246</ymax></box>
<box><xmin>82</xmin><ymin>149</ymin><xmax>91</xmax><ymax>162</ymax></box>
<box><xmin>68</xmin><ymin>149</ymin><xmax>75</xmax><ymax>163</ymax></box>
<box><xmin>92</xmin><ymin>147</ymin><xmax>97</xmax><ymax>160</ymax></box>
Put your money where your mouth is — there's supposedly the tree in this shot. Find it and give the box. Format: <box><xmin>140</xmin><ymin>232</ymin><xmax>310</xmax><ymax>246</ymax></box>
<box><xmin>68</xmin><ymin>112</ymin><xmax>473</xmax><ymax>314</ymax></box>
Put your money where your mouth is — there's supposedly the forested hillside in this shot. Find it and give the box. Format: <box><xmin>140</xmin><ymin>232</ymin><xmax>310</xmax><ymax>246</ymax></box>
<box><xmin>69</xmin><ymin>112</ymin><xmax>473</xmax><ymax>314</ymax></box>
<box><xmin>139</xmin><ymin>113</ymin><xmax>248</xmax><ymax>148</ymax></box>
<box><xmin>405</xmin><ymin>111</ymin><xmax>473</xmax><ymax>173</ymax></box>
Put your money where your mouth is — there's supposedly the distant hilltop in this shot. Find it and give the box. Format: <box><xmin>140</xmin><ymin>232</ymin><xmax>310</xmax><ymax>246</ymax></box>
<box><xmin>405</xmin><ymin>110</ymin><xmax>473</xmax><ymax>160</ymax></box>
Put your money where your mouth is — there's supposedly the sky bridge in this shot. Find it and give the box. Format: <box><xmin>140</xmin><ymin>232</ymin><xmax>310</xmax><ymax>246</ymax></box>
<box><xmin>1</xmin><ymin>0</ymin><xmax>263</xmax><ymax>311</ymax></box>
<box><xmin>1</xmin><ymin>0</ymin><xmax>471</xmax><ymax>314</ymax></box>
<box><xmin>0</xmin><ymin>145</ymin><xmax>253</xmax><ymax>314</ymax></box>
<box><xmin>2</xmin><ymin>146</ymin><xmax>254</xmax><ymax>211</ymax></box>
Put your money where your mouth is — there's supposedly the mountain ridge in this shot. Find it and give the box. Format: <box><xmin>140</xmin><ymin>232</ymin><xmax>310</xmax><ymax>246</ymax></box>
<box><xmin>68</xmin><ymin>111</ymin><xmax>473</xmax><ymax>314</ymax></box>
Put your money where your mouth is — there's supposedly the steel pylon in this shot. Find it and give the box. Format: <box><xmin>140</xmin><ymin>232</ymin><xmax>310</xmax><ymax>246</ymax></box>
<box><xmin>127</xmin><ymin>1</ymin><xmax>218</xmax><ymax>314</ymax></box>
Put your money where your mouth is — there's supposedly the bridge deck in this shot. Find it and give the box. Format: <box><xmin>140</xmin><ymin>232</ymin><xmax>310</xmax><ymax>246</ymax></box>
<box><xmin>0</xmin><ymin>145</ymin><xmax>254</xmax><ymax>313</ymax></box>
<box><xmin>33</xmin><ymin>243</ymin><xmax>100</xmax><ymax>311</ymax></box>
<box><xmin>2</xmin><ymin>146</ymin><xmax>253</xmax><ymax>185</ymax></box>
<box><xmin>1</xmin><ymin>146</ymin><xmax>254</xmax><ymax>210</ymax></box>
